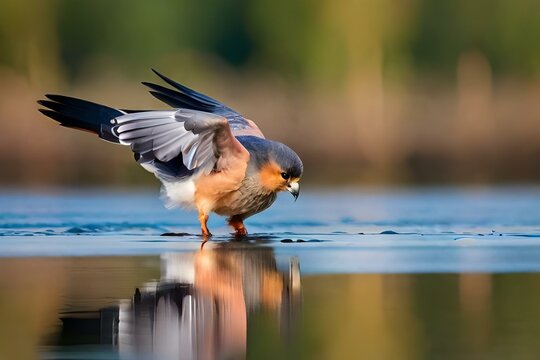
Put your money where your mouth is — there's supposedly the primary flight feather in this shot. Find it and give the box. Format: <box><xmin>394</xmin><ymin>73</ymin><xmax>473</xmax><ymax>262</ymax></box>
<box><xmin>38</xmin><ymin>69</ymin><xmax>303</xmax><ymax>237</ymax></box>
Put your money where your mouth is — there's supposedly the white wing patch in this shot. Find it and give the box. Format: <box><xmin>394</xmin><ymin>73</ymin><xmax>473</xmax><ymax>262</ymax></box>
<box><xmin>113</xmin><ymin>109</ymin><xmax>228</xmax><ymax>175</ymax></box>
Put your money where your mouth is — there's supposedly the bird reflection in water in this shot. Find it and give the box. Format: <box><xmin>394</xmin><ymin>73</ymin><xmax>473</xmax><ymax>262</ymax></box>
<box><xmin>118</xmin><ymin>243</ymin><xmax>301</xmax><ymax>360</ymax></box>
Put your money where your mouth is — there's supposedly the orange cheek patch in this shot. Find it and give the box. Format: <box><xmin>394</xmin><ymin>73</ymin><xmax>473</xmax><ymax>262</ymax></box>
<box><xmin>259</xmin><ymin>161</ymin><xmax>287</xmax><ymax>192</ymax></box>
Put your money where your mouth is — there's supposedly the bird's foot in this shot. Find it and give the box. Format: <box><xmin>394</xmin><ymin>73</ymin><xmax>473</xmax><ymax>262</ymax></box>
<box><xmin>198</xmin><ymin>211</ymin><xmax>212</xmax><ymax>240</ymax></box>
<box><xmin>234</xmin><ymin>227</ymin><xmax>248</xmax><ymax>237</ymax></box>
<box><xmin>228</xmin><ymin>216</ymin><xmax>248</xmax><ymax>238</ymax></box>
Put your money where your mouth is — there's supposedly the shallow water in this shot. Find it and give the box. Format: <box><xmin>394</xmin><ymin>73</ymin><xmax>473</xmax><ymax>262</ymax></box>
<box><xmin>1</xmin><ymin>187</ymin><xmax>540</xmax><ymax>359</ymax></box>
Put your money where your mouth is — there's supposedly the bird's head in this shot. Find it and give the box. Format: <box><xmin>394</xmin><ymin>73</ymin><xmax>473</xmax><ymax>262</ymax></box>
<box><xmin>241</xmin><ymin>137</ymin><xmax>303</xmax><ymax>200</ymax></box>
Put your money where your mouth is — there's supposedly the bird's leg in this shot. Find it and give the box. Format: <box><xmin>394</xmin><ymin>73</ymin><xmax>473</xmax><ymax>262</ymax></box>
<box><xmin>198</xmin><ymin>211</ymin><xmax>212</xmax><ymax>237</ymax></box>
<box><xmin>228</xmin><ymin>216</ymin><xmax>248</xmax><ymax>237</ymax></box>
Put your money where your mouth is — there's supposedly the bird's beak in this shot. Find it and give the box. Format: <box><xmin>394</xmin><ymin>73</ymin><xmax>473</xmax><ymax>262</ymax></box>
<box><xmin>287</xmin><ymin>181</ymin><xmax>300</xmax><ymax>201</ymax></box>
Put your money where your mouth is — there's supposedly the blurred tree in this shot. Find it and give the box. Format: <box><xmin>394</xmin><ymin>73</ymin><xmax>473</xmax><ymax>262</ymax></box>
<box><xmin>410</xmin><ymin>0</ymin><xmax>540</xmax><ymax>77</ymax></box>
<box><xmin>56</xmin><ymin>0</ymin><xmax>254</xmax><ymax>79</ymax></box>
<box><xmin>1</xmin><ymin>0</ymin><xmax>540</xmax><ymax>81</ymax></box>
<box><xmin>0</xmin><ymin>0</ymin><xmax>62</xmax><ymax>86</ymax></box>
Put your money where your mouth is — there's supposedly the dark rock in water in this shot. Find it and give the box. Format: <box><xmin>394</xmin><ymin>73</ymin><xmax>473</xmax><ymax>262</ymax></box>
<box><xmin>65</xmin><ymin>227</ymin><xmax>86</xmax><ymax>234</ymax></box>
<box><xmin>161</xmin><ymin>232</ymin><xmax>191</xmax><ymax>237</ymax></box>
<box><xmin>281</xmin><ymin>239</ymin><xmax>293</xmax><ymax>243</ymax></box>
<box><xmin>380</xmin><ymin>230</ymin><xmax>399</xmax><ymax>235</ymax></box>
<box><xmin>296</xmin><ymin>239</ymin><xmax>306</xmax><ymax>242</ymax></box>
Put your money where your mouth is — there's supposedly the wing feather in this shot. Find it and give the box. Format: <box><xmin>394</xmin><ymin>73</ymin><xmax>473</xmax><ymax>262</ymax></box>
<box><xmin>143</xmin><ymin>70</ymin><xmax>266</xmax><ymax>138</ymax></box>
<box><xmin>113</xmin><ymin>109</ymin><xmax>249</xmax><ymax>175</ymax></box>
<box><xmin>115</xmin><ymin>118</ymin><xmax>173</xmax><ymax>132</ymax></box>
<box><xmin>118</xmin><ymin>122</ymin><xmax>180</xmax><ymax>142</ymax></box>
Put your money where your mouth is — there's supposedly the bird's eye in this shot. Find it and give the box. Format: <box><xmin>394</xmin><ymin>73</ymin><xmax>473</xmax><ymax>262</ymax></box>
<box><xmin>281</xmin><ymin>172</ymin><xmax>290</xmax><ymax>180</ymax></box>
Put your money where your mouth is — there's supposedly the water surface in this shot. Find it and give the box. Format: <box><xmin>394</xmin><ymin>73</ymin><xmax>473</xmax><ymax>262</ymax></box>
<box><xmin>1</xmin><ymin>187</ymin><xmax>540</xmax><ymax>359</ymax></box>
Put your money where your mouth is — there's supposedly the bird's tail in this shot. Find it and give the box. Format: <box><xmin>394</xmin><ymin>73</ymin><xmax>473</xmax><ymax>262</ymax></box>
<box><xmin>37</xmin><ymin>95</ymin><xmax>124</xmax><ymax>143</ymax></box>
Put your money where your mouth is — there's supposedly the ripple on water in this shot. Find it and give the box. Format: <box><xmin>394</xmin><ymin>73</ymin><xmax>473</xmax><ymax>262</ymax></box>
<box><xmin>0</xmin><ymin>223</ymin><xmax>170</xmax><ymax>236</ymax></box>
<box><xmin>64</xmin><ymin>223</ymin><xmax>168</xmax><ymax>235</ymax></box>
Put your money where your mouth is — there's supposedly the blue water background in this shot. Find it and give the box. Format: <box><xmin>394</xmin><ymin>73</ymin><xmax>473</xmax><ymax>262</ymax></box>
<box><xmin>2</xmin><ymin>186</ymin><xmax>540</xmax><ymax>273</ymax></box>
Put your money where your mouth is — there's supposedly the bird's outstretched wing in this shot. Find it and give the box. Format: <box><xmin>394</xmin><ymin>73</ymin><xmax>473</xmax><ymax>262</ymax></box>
<box><xmin>37</xmin><ymin>70</ymin><xmax>260</xmax><ymax>182</ymax></box>
<box><xmin>113</xmin><ymin>108</ymin><xmax>249</xmax><ymax>176</ymax></box>
<box><xmin>143</xmin><ymin>69</ymin><xmax>265</xmax><ymax>138</ymax></box>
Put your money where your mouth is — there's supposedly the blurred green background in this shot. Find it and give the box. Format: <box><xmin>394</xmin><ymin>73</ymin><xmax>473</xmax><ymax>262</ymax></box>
<box><xmin>1</xmin><ymin>0</ymin><xmax>540</xmax><ymax>186</ymax></box>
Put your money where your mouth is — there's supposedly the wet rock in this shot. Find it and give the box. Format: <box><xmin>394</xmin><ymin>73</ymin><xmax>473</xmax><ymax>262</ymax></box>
<box><xmin>161</xmin><ymin>232</ymin><xmax>191</xmax><ymax>237</ymax></box>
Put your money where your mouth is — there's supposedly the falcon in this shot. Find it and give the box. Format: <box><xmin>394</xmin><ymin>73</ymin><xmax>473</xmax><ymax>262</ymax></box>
<box><xmin>38</xmin><ymin>70</ymin><xmax>303</xmax><ymax>237</ymax></box>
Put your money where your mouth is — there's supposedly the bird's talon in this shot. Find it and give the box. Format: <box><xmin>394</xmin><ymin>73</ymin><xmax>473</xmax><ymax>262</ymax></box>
<box><xmin>228</xmin><ymin>216</ymin><xmax>248</xmax><ymax>238</ymax></box>
<box><xmin>234</xmin><ymin>228</ymin><xmax>248</xmax><ymax>237</ymax></box>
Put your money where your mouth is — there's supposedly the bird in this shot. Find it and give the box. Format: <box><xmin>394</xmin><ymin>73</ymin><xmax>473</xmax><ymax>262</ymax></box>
<box><xmin>37</xmin><ymin>69</ymin><xmax>303</xmax><ymax>237</ymax></box>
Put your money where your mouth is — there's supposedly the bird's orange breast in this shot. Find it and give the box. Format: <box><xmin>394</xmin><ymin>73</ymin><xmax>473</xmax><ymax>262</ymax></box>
<box><xmin>194</xmin><ymin>164</ymin><xmax>248</xmax><ymax>213</ymax></box>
